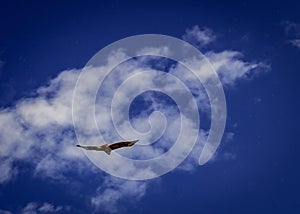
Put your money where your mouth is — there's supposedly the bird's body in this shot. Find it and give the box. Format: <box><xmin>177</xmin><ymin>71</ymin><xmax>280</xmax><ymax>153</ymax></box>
<box><xmin>76</xmin><ymin>140</ymin><xmax>138</xmax><ymax>155</ymax></box>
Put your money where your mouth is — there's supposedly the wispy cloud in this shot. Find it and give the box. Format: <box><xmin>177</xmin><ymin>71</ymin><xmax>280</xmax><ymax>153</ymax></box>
<box><xmin>0</xmin><ymin>60</ymin><xmax>4</xmax><ymax>72</ymax></box>
<box><xmin>1</xmin><ymin>202</ymin><xmax>70</xmax><ymax>214</ymax></box>
<box><xmin>282</xmin><ymin>21</ymin><xmax>300</xmax><ymax>48</ymax></box>
<box><xmin>91</xmin><ymin>177</ymin><xmax>148</xmax><ymax>213</ymax></box>
<box><xmin>21</xmin><ymin>202</ymin><xmax>69</xmax><ymax>214</ymax></box>
<box><xmin>0</xmin><ymin>209</ymin><xmax>12</xmax><ymax>214</ymax></box>
<box><xmin>205</xmin><ymin>51</ymin><xmax>270</xmax><ymax>86</ymax></box>
<box><xmin>0</xmin><ymin>158</ymin><xmax>17</xmax><ymax>184</ymax></box>
<box><xmin>283</xmin><ymin>21</ymin><xmax>300</xmax><ymax>37</ymax></box>
<box><xmin>290</xmin><ymin>39</ymin><xmax>300</xmax><ymax>48</ymax></box>
<box><xmin>182</xmin><ymin>25</ymin><xmax>216</xmax><ymax>48</ymax></box>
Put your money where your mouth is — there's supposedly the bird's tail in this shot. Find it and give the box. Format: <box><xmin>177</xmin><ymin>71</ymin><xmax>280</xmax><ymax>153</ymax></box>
<box><xmin>76</xmin><ymin>145</ymin><xmax>81</xmax><ymax>148</ymax></box>
<box><xmin>104</xmin><ymin>144</ymin><xmax>112</xmax><ymax>155</ymax></box>
<box><xmin>104</xmin><ymin>149</ymin><xmax>111</xmax><ymax>155</ymax></box>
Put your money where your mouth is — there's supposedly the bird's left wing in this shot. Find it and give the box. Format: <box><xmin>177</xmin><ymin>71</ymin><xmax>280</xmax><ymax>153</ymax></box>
<box><xmin>76</xmin><ymin>145</ymin><xmax>103</xmax><ymax>151</ymax></box>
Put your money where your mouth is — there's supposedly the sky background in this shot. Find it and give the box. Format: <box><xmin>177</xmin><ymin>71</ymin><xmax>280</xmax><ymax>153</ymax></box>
<box><xmin>0</xmin><ymin>0</ymin><xmax>300</xmax><ymax>213</ymax></box>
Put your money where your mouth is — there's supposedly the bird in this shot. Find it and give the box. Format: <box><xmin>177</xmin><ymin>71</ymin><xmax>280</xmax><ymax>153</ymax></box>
<box><xmin>76</xmin><ymin>140</ymin><xmax>138</xmax><ymax>155</ymax></box>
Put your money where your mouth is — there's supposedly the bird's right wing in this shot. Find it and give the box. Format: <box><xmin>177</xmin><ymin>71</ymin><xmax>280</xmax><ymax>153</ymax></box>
<box><xmin>109</xmin><ymin>140</ymin><xmax>138</xmax><ymax>150</ymax></box>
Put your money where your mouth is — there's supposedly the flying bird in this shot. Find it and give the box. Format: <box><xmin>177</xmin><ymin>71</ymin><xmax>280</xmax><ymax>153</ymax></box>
<box><xmin>76</xmin><ymin>140</ymin><xmax>138</xmax><ymax>155</ymax></box>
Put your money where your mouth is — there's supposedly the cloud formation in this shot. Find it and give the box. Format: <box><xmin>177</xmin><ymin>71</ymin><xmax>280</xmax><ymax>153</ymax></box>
<box><xmin>0</xmin><ymin>27</ymin><xmax>269</xmax><ymax>213</ymax></box>
<box><xmin>91</xmin><ymin>177</ymin><xmax>148</xmax><ymax>213</ymax></box>
<box><xmin>182</xmin><ymin>25</ymin><xmax>216</xmax><ymax>48</ymax></box>
<box><xmin>21</xmin><ymin>202</ymin><xmax>68</xmax><ymax>214</ymax></box>
<box><xmin>0</xmin><ymin>202</ymin><xmax>69</xmax><ymax>214</ymax></box>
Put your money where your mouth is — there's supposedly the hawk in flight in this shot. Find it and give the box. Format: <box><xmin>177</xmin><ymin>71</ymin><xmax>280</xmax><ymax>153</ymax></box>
<box><xmin>76</xmin><ymin>140</ymin><xmax>138</xmax><ymax>155</ymax></box>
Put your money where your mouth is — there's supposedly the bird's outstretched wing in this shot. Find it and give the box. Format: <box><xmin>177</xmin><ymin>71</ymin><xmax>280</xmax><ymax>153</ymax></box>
<box><xmin>109</xmin><ymin>140</ymin><xmax>138</xmax><ymax>150</ymax></box>
<box><xmin>76</xmin><ymin>145</ymin><xmax>105</xmax><ymax>151</ymax></box>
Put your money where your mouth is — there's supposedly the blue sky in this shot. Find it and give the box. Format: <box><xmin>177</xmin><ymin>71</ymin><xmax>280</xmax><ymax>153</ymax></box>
<box><xmin>0</xmin><ymin>0</ymin><xmax>300</xmax><ymax>213</ymax></box>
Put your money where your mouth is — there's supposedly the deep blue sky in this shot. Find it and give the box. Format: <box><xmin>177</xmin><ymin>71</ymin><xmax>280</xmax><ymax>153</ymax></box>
<box><xmin>1</xmin><ymin>0</ymin><xmax>300</xmax><ymax>213</ymax></box>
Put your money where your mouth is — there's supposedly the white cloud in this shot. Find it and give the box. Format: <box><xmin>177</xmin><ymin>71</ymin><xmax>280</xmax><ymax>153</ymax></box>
<box><xmin>0</xmin><ymin>202</ymin><xmax>70</xmax><ymax>214</ymax></box>
<box><xmin>21</xmin><ymin>202</ymin><xmax>68</xmax><ymax>214</ymax></box>
<box><xmin>91</xmin><ymin>177</ymin><xmax>148</xmax><ymax>213</ymax></box>
<box><xmin>0</xmin><ymin>68</ymin><xmax>88</xmax><ymax>183</ymax></box>
<box><xmin>182</xmin><ymin>25</ymin><xmax>216</xmax><ymax>47</ymax></box>
<box><xmin>0</xmin><ymin>26</ymin><xmax>269</xmax><ymax>212</ymax></box>
<box><xmin>205</xmin><ymin>51</ymin><xmax>270</xmax><ymax>86</ymax></box>
<box><xmin>0</xmin><ymin>158</ymin><xmax>17</xmax><ymax>183</ymax></box>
